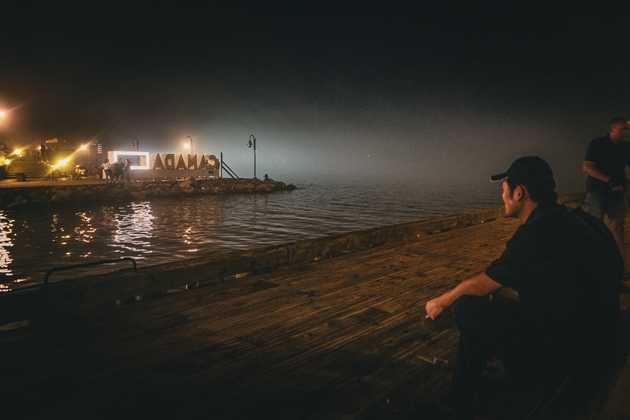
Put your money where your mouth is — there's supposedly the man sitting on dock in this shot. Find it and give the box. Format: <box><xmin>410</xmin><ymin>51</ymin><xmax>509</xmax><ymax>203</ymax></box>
<box><xmin>425</xmin><ymin>156</ymin><xmax>621</xmax><ymax>418</ymax></box>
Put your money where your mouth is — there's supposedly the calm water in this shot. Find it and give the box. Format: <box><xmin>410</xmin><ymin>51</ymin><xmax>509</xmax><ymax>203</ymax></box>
<box><xmin>0</xmin><ymin>182</ymin><xmax>500</xmax><ymax>291</ymax></box>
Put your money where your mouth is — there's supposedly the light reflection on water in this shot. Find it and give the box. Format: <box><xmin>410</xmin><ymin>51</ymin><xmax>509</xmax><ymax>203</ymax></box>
<box><xmin>110</xmin><ymin>202</ymin><xmax>155</xmax><ymax>257</ymax></box>
<box><xmin>0</xmin><ymin>211</ymin><xmax>15</xmax><ymax>289</ymax></box>
<box><xmin>0</xmin><ymin>182</ymin><xmax>500</xmax><ymax>291</ymax></box>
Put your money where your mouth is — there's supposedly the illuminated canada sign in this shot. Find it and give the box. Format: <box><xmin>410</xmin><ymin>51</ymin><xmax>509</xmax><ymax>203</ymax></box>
<box><xmin>108</xmin><ymin>151</ymin><xmax>220</xmax><ymax>179</ymax></box>
<box><xmin>151</xmin><ymin>153</ymin><xmax>218</xmax><ymax>171</ymax></box>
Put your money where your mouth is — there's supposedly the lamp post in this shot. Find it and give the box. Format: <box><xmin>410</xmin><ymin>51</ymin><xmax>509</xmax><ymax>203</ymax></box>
<box><xmin>248</xmin><ymin>134</ymin><xmax>257</xmax><ymax>179</ymax></box>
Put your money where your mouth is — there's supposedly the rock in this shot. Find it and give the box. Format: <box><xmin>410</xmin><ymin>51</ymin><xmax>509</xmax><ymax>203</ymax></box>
<box><xmin>7</xmin><ymin>194</ymin><xmax>28</xmax><ymax>208</ymax></box>
<box><xmin>178</xmin><ymin>178</ymin><xmax>196</xmax><ymax>193</ymax></box>
<box><xmin>256</xmin><ymin>183</ymin><xmax>275</xmax><ymax>193</ymax></box>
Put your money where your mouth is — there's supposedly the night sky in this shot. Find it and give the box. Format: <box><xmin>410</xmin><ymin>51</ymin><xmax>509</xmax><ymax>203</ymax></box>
<box><xmin>1</xmin><ymin>4</ymin><xmax>629</xmax><ymax>189</ymax></box>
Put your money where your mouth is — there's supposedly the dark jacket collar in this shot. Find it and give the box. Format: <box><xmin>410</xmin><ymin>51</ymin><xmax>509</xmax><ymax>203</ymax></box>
<box><xmin>524</xmin><ymin>203</ymin><xmax>563</xmax><ymax>225</ymax></box>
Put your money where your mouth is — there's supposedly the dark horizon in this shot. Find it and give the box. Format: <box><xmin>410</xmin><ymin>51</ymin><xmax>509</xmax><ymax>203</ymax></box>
<box><xmin>1</xmin><ymin>5</ymin><xmax>629</xmax><ymax>188</ymax></box>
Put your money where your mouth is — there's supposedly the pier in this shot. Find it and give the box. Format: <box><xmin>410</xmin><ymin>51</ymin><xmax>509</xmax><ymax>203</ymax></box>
<box><xmin>2</xmin><ymin>196</ymin><xmax>629</xmax><ymax>419</ymax></box>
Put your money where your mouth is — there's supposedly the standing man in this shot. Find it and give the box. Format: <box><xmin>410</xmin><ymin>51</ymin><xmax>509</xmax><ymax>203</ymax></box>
<box><xmin>101</xmin><ymin>159</ymin><xmax>112</xmax><ymax>182</ymax></box>
<box><xmin>582</xmin><ymin>116</ymin><xmax>630</xmax><ymax>264</ymax></box>
<box><xmin>425</xmin><ymin>156</ymin><xmax>621</xmax><ymax>419</ymax></box>
<box><xmin>123</xmin><ymin>159</ymin><xmax>132</xmax><ymax>183</ymax></box>
<box><xmin>39</xmin><ymin>140</ymin><xmax>48</xmax><ymax>162</ymax></box>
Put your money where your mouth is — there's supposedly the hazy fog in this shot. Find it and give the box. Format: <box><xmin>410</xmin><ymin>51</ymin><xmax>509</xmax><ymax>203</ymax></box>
<box><xmin>2</xmin><ymin>8</ymin><xmax>628</xmax><ymax>194</ymax></box>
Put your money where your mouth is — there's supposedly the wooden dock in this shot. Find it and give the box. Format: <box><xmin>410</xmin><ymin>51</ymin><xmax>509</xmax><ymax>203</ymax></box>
<box><xmin>3</xmin><ymin>206</ymin><xmax>630</xmax><ymax>419</ymax></box>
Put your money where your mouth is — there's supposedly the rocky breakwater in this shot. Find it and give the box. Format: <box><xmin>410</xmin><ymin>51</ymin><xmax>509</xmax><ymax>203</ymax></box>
<box><xmin>0</xmin><ymin>178</ymin><xmax>296</xmax><ymax>208</ymax></box>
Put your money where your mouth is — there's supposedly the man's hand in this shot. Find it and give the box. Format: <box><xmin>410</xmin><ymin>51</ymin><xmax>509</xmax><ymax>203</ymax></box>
<box><xmin>609</xmin><ymin>179</ymin><xmax>625</xmax><ymax>193</ymax></box>
<box><xmin>425</xmin><ymin>296</ymin><xmax>447</xmax><ymax>320</ymax></box>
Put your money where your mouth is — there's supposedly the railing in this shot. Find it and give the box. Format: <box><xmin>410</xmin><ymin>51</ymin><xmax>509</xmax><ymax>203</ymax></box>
<box><xmin>43</xmin><ymin>257</ymin><xmax>137</xmax><ymax>286</ymax></box>
<box><xmin>220</xmin><ymin>152</ymin><xmax>239</xmax><ymax>179</ymax></box>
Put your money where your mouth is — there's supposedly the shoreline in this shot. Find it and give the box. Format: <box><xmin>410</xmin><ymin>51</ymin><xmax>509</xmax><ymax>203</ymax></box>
<box><xmin>0</xmin><ymin>177</ymin><xmax>297</xmax><ymax>208</ymax></box>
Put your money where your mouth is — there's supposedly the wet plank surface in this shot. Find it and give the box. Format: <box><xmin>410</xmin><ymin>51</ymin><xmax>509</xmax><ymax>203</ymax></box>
<box><xmin>3</xmin><ymin>214</ymin><xmax>629</xmax><ymax>419</ymax></box>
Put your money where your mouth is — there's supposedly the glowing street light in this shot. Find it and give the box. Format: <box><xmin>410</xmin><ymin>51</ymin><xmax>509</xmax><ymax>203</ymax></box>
<box><xmin>53</xmin><ymin>158</ymin><xmax>70</xmax><ymax>170</ymax></box>
<box><xmin>78</xmin><ymin>144</ymin><xmax>89</xmax><ymax>152</ymax></box>
<box><xmin>0</xmin><ymin>109</ymin><xmax>10</xmax><ymax>127</ymax></box>
<box><xmin>12</xmin><ymin>148</ymin><xmax>23</xmax><ymax>157</ymax></box>
<box><xmin>183</xmin><ymin>136</ymin><xmax>193</xmax><ymax>153</ymax></box>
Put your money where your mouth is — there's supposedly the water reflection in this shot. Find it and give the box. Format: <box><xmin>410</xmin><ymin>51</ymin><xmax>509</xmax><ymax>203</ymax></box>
<box><xmin>110</xmin><ymin>202</ymin><xmax>155</xmax><ymax>257</ymax></box>
<box><xmin>2</xmin><ymin>183</ymin><xmax>500</xmax><ymax>290</ymax></box>
<box><xmin>0</xmin><ymin>211</ymin><xmax>15</xmax><ymax>290</ymax></box>
<box><xmin>75</xmin><ymin>212</ymin><xmax>96</xmax><ymax>244</ymax></box>
<box><xmin>51</xmin><ymin>212</ymin><xmax>72</xmax><ymax>257</ymax></box>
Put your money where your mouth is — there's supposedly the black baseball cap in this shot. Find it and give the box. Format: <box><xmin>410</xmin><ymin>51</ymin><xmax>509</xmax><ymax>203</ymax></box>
<box><xmin>490</xmin><ymin>156</ymin><xmax>556</xmax><ymax>191</ymax></box>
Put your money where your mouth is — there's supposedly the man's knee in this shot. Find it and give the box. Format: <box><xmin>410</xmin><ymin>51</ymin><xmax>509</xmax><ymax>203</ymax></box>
<box><xmin>454</xmin><ymin>295</ymin><xmax>490</xmax><ymax>330</ymax></box>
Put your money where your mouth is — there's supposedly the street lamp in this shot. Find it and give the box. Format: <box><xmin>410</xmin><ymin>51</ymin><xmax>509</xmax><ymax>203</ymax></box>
<box><xmin>78</xmin><ymin>144</ymin><xmax>89</xmax><ymax>152</ymax></box>
<box><xmin>56</xmin><ymin>158</ymin><xmax>69</xmax><ymax>169</ymax></box>
<box><xmin>183</xmin><ymin>136</ymin><xmax>193</xmax><ymax>153</ymax></box>
<box><xmin>248</xmin><ymin>134</ymin><xmax>257</xmax><ymax>179</ymax></box>
<box><xmin>0</xmin><ymin>110</ymin><xmax>7</xmax><ymax>128</ymax></box>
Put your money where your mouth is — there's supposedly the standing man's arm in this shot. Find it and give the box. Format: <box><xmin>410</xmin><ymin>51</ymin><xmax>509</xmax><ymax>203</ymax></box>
<box><xmin>582</xmin><ymin>161</ymin><xmax>610</xmax><ymax>183</ymax></box>
<box><xmin>583</xmin><ymin>139</ymin><xmax>622</xmax><ymax>190</ymax></box>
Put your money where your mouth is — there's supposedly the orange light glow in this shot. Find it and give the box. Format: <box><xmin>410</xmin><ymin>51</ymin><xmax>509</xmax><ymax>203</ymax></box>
<box><xmin>53</xmin><ymin>158</ymin><xmax>70</xmax><ymax>170</ymax></box>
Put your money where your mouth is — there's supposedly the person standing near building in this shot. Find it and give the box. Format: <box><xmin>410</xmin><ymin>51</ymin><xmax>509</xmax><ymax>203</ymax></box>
<box><xmin>111</xmin><ymin>159</ymin><xmax>123</xmax><ymax>182</ymax></box>
<box><xmin>123</xmin><ymin>159</ymin><xmax>132</xmax><ymax>183</ymax></box>
<box><xmin>582</xmin><ymin>116</ymin><xmax>630</xmax><ymax>264</ymax></box>
<box><xmin>101</xmin><ymin>159</ymin><xmax>112</xmax><ymax>182</ymax></box>
<box><xmin>39</xmin><ymin>140</ymin><xmax>48</xmax><ymax>162</ymax></box>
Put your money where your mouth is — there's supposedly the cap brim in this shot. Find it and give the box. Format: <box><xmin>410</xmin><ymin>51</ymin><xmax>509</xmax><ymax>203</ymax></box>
<box><xmin>489</xmin><ymin>172</ymin><xmax>507</xmax><ymax>182</ymax></box>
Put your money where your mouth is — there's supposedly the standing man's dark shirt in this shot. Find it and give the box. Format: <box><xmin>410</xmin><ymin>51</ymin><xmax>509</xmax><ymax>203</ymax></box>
<box><xmin>585</xmin><ymin>136</ymin><xmax>630</xmax><ymax>193</ymax></box>
<box><xmin>485</xmin><ymin>204</ymin><xmax>621</xmax><ymax>344</ymax></box>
